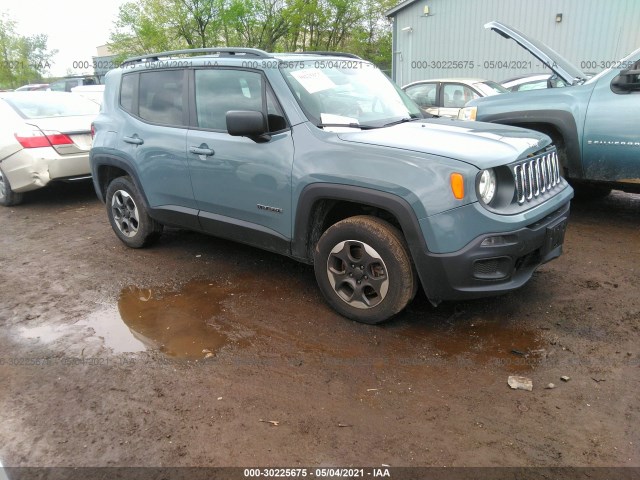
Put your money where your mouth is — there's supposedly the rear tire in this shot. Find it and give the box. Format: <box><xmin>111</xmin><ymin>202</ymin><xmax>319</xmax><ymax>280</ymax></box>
<box><xmin>313</xmin><ymin>216</ymin><xmax>416</xmax><ymax>324</ymax></box>
<box><xmin>0</xmin><ymin>167</ymin><xmax>24</xmax><ymax>206</ymax></box>
<box><xmin>105</xmin><ymin>176</ymin><xmax>163</xmax><ymax>248</ymax></box>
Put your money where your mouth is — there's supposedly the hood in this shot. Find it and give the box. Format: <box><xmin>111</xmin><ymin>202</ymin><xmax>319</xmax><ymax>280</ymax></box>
<box><xmin>337</xmin><ymin>119</ymin><xmax>550</xmax><ymax>169</ymax></box>
<box><xmin>485</xmin><ymin>21</ymin><xmax>587</xmax><ymax>85</ymax></box>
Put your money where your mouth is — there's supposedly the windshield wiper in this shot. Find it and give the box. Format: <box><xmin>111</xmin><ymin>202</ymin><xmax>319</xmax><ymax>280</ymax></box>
<box><xmin>317</xmin><ymin>123</ymin><xmax>379</xmax><ymax>130</ymax></box>
<box><xmin>382</xmin><ymin>117</ymin><xmax>421</xmax><ymax>127</ymax></box>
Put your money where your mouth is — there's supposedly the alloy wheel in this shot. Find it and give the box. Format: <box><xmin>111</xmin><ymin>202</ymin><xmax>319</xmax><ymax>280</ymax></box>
<box><xmin>111</xmin><ymin>189</ymin><xmax>140</xmax><ymax>237</ymax></box>
<box><xmin>326</xmin><ymin>240</ymin><xmax>390</xmax><ymax>309</ymax></box>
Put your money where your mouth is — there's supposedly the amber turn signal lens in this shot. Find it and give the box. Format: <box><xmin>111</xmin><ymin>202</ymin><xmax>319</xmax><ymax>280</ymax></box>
<box><xmin>450</xmin><ymin>173</ymin><xmax>465</xmax><ymax>199</ymax></box>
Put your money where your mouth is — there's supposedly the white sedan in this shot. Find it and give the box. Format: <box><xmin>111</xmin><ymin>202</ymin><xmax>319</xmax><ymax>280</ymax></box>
<box><xmin>501</xmin><ymin>73</ymin><xmax>566</xmax><ymax>92</ymax></box>
<box><xmin>0</xmin><ymin>92</ymin><xmax>99</xmax><ymax>206</ymax></box>
<box><xmin>402</xmin><ymin>78</ymin><xmax>508</xmax><ymax>118</ymax></box>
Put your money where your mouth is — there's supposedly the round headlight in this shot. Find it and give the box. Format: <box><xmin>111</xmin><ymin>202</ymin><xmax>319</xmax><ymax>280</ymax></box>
<box><xmin>478</xmin><ymin>169</ymin><xmax>497</xmax><ymax>204</ymax></box>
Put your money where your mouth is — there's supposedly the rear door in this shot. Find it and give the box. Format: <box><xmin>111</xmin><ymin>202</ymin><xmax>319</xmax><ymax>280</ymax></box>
<box><xmin>440</xmin><ymin>83</ymin><xmax>480</xmax><ymax>118</ymax></box>
<box><xmin>403</xmin><ymin>82</ymin><xmax>439</xmax><ymax>116</ymax></box>
<box><xmin>120</xmin><ymin>69</ymin><xmax>198</xmax><ymax>224</ymax></box>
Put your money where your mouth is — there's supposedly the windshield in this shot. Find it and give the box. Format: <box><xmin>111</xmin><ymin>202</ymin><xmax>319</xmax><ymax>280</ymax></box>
<box><xmin>474</xmin><ymin>81</ymin><xmax>509</xmax><ymax>95</ymax></box>
<box><xmin>280</xmin><ymin>60</ymin><xmax>422</xmax><ymax>128</ymax></box>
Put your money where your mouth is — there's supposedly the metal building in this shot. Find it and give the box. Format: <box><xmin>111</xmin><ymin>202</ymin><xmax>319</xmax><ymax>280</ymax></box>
<box><xmin>386</xmin><ymin>0</ymin><xmax>640</xmax><ymax>87</ymax></box>
<box><xmin>93</xmin><ymin>45</ymin><xmax>118</xmax><ymax>83</ymax></box>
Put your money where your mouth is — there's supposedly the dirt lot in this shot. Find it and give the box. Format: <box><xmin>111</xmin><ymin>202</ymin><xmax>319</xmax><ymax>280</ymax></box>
<box><xmin>0</xmin><ymin>182</ymin><xmax>638</xmax><ymax>470</ymax></box>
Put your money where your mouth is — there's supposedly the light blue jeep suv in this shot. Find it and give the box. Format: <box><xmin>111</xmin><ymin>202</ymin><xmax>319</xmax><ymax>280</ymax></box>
<box><xmin>90</xmin><ymin>48</ymin><xmax>574</xmax><ymax>324</ymax></box>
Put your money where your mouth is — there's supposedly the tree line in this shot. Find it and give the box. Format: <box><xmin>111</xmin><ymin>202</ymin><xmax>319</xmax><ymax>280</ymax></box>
<box><xmin>0</xmin><ymin>13</ymin><xmax>56</xmax><ymax>89</ymax></box>
<box><xmin>0</xmin><ymin>0</ymin><xmax>395</xmax><ymax>89</ymax></box>
<box><xmin>109</xmin><ymin>0</ymin><xmax>395</xmax><ymax>72</ymax></box>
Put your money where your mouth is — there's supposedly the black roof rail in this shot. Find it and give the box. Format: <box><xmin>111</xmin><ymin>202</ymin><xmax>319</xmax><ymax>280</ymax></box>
<box><xmin>122</xmin><ymin>47</ymin><xmax>271</xmax><ymax>66</ymax></box>
<box><xmin>288</xmin><ymin>51</ymin><xmax>362</xmax><ymax>60</ymax></box>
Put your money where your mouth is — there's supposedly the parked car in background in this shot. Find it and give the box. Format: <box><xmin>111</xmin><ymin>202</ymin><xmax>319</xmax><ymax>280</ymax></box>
<box><xmin>0</xmin><ymin>92</ymin><xmax>100</xmax><ymax>206</ymax></box>
<box><xmin>49</xmin><ymin>75</ymin><xmax>100</xmax><ymax>92</ymax></box>
<box><xmin>502</xmin><ymin>73</ymin><xmax>595</xmax><ymax>92</ymax></box>
<box><xmin>460</xmin><ymin>21</ymin><xmax>640</xmax><ymax>197</ymax></box>
<box><xmin>501</xmin><ymin>74</ymin><xmax>564</xmax><ymax>92</ymax></box>
<box><xmin>15</xmin><ymin>83</ymin><xmax>50</xmax><ymax>91</ymax></box>
<box><xmin>71</xmin><ymin>85</ymin><xmax>106</xmax><ymax>105</ymax></box>
<box><xmin>402</xmin><ymin>78</ymin><xmax>508</xmax><ymax>117</ymax></box>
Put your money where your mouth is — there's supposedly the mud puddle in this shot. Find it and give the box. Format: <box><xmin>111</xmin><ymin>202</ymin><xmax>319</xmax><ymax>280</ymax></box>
<box><xmin>386</xmin><ymin>312</ymin><xmax>546</xmax><ymax>371</ymax></box>
<box><xmin>78</xmin><ymin>308</ymin><xmax>148</xmax><ymax>354</ymax></box>
<box><xmin>22</xmin><ymin>276</ymin><xmax>545</xmax><ymax>370</ymax></box>
<box><xmin>81</xmin><ymin>279</ymin><xmax>252</xmax><ymax>360</ymax></box>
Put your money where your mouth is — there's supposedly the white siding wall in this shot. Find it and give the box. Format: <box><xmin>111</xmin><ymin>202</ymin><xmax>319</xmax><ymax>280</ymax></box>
<box><xmin>390</xmin><ymin>0</ymin><xmax>640</xmax><ymax>86</ymax></box>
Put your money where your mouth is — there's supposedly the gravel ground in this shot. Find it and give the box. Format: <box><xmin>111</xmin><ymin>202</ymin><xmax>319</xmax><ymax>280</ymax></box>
<box><xmin>0</xmin><ymin>182</ymin><xmax>638</xmax><ymax>470</ymax></box>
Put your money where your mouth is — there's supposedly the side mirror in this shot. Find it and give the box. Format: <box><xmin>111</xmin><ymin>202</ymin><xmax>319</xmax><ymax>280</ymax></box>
<box><xmin>611</xmin><ymin>68</ymin><xmax>640</xmax><ymax>93</ymax></box>
<box><xmin>226</xmin><ymin>110</ymin><xmax>270</xmax><ymax>142</ymax></box>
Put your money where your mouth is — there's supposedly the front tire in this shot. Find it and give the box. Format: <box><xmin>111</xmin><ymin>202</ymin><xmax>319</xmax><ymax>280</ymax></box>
<box><xmin>313</xmin><ymin>216</ymin><xmax>416</xmax><ymax>324</ymax></box>
<box><xmin>105</xmin><ymin>176</ymin><xmax>163</xmax><ymax>248</ymax></box>
<box><xmin>573</xmin><ymin>183</ymin><xmax>612</xmax><ymax>200</ymax></box>
<box><xmin>0</xmin><ymin>168</ymin><xmax>24</xmax><ymax>206</ymax></box>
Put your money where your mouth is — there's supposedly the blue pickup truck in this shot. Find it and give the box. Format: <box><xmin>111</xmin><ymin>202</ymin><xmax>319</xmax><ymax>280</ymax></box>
<box><xmin>460</xmin><ymin>22</ymin><xmax>640</xmax><ymax>197</ymax></box>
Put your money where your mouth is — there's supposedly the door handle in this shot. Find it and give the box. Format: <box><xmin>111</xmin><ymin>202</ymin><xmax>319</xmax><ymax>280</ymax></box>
<box><xmin>123</xmin><ymin>135</ymin><xmax>144</xmax><ymax>145</ymax></box>
<box><xmin>189</xmin><ymin>145</ymin><xmax>215</xmax><ymax>157</ymax></box>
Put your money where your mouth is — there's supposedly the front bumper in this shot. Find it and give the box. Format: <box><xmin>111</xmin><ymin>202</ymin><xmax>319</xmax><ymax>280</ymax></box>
<box><xmin>415</xmin><ymin>201</ymin><xmax>571</xmax><ymax>304</ymax></box>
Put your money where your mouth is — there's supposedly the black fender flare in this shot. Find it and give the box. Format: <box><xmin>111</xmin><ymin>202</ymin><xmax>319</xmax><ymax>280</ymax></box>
<box><xmin>90</xmin><ymin>152</ymin><xmax>151</xmax><ymax>208</ymax></box>
<box><xmin>291</xmin><ymin>183</ymin><xmax>428</xmax><ymax>263</ymax></box>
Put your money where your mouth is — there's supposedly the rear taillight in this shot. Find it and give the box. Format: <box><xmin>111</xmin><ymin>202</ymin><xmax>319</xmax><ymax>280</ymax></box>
<box><xmin>91</xmin><ymin>123</ymin><xmax>95</xmax><ymax>139</ymax></box>
<box><xmin>15</xmin><ymin>129</ymin><xmax>74</xmax><ymax>148</ymax></box>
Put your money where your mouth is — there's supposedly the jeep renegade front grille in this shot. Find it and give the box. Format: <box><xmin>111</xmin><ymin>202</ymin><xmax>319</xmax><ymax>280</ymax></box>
<box><xmin>513</xmin><ymin>151</ymin><xmax>561</xmax><ymax>204</ymax></box>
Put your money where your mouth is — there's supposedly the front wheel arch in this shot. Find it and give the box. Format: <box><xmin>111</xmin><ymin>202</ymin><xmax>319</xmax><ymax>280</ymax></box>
<box><xmin>481</xmin><ymin>110</ymin><xmax>584</xmax><ymax>179</ymax></box>
<box><xmin>292</xmin><ymin>184</ymin><xmax>428</xmax><ymax>262</ymax></box>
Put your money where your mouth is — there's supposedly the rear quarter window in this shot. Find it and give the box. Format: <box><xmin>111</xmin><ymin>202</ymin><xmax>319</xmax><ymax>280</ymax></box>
<box><xmin>120</xmin><ymin>74</ymin><xmax>138</xmax><ymax>114</ymax></box>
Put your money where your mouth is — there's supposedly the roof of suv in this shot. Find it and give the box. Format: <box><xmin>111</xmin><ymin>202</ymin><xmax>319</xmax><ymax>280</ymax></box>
<box><xmin>121</xmin><ymin>48</ymin><xmax>364</xmax><ymax>68</ymax></box>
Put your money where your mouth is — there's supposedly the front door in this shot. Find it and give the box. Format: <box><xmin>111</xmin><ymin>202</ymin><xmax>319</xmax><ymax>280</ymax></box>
<box><xmin>582</xmin><ymin>60</ymin><xmax>640</xmax><ymax>184</ymax></box>
<box><xmin>186</xmin><ymin>68</ymin><xmax>294</xmax><ymax>250</ymax></box>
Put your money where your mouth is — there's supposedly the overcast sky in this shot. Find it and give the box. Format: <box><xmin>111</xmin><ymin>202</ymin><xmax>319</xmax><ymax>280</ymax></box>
<box><xmin>3</xmin><ymin>0</ymin><xmax>129</xmax><ymax>76</ymax></box>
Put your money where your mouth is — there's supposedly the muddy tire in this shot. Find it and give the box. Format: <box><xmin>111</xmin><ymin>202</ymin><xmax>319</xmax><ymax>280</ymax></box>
<box><xmin>0</xmin><ymin>167</ymin><xmax>24</xmax><ymax>206</ymax></box>
<box><xmin>313</xmin><ymin>216</ymin><xmax>416</xmax><ymax>324</ymax></box>
<box><xmin>573</xmin><ymin>183</ymin><xmax>612</xmax><ymax>200</ymax></box>
<box><xmin>105</xmin><ymin>176</ymin><xmax>163</xmax><ymax>248</ymax></box>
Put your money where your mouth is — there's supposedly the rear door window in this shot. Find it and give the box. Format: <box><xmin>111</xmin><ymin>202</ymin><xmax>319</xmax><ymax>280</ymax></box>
<box><xmin>404</xmin><ymin>83</ymin><xmax>437</xmax><ymax>108</ymax></box>
<box><xmin>138</xmin><ymin>70</ymin><xmax>186</xmax><ymax>126</ymax></box>
<box><xmin>443</xmin><ymin>84</ymin><xmax>479</xmax><ymax>108</ymax></box>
